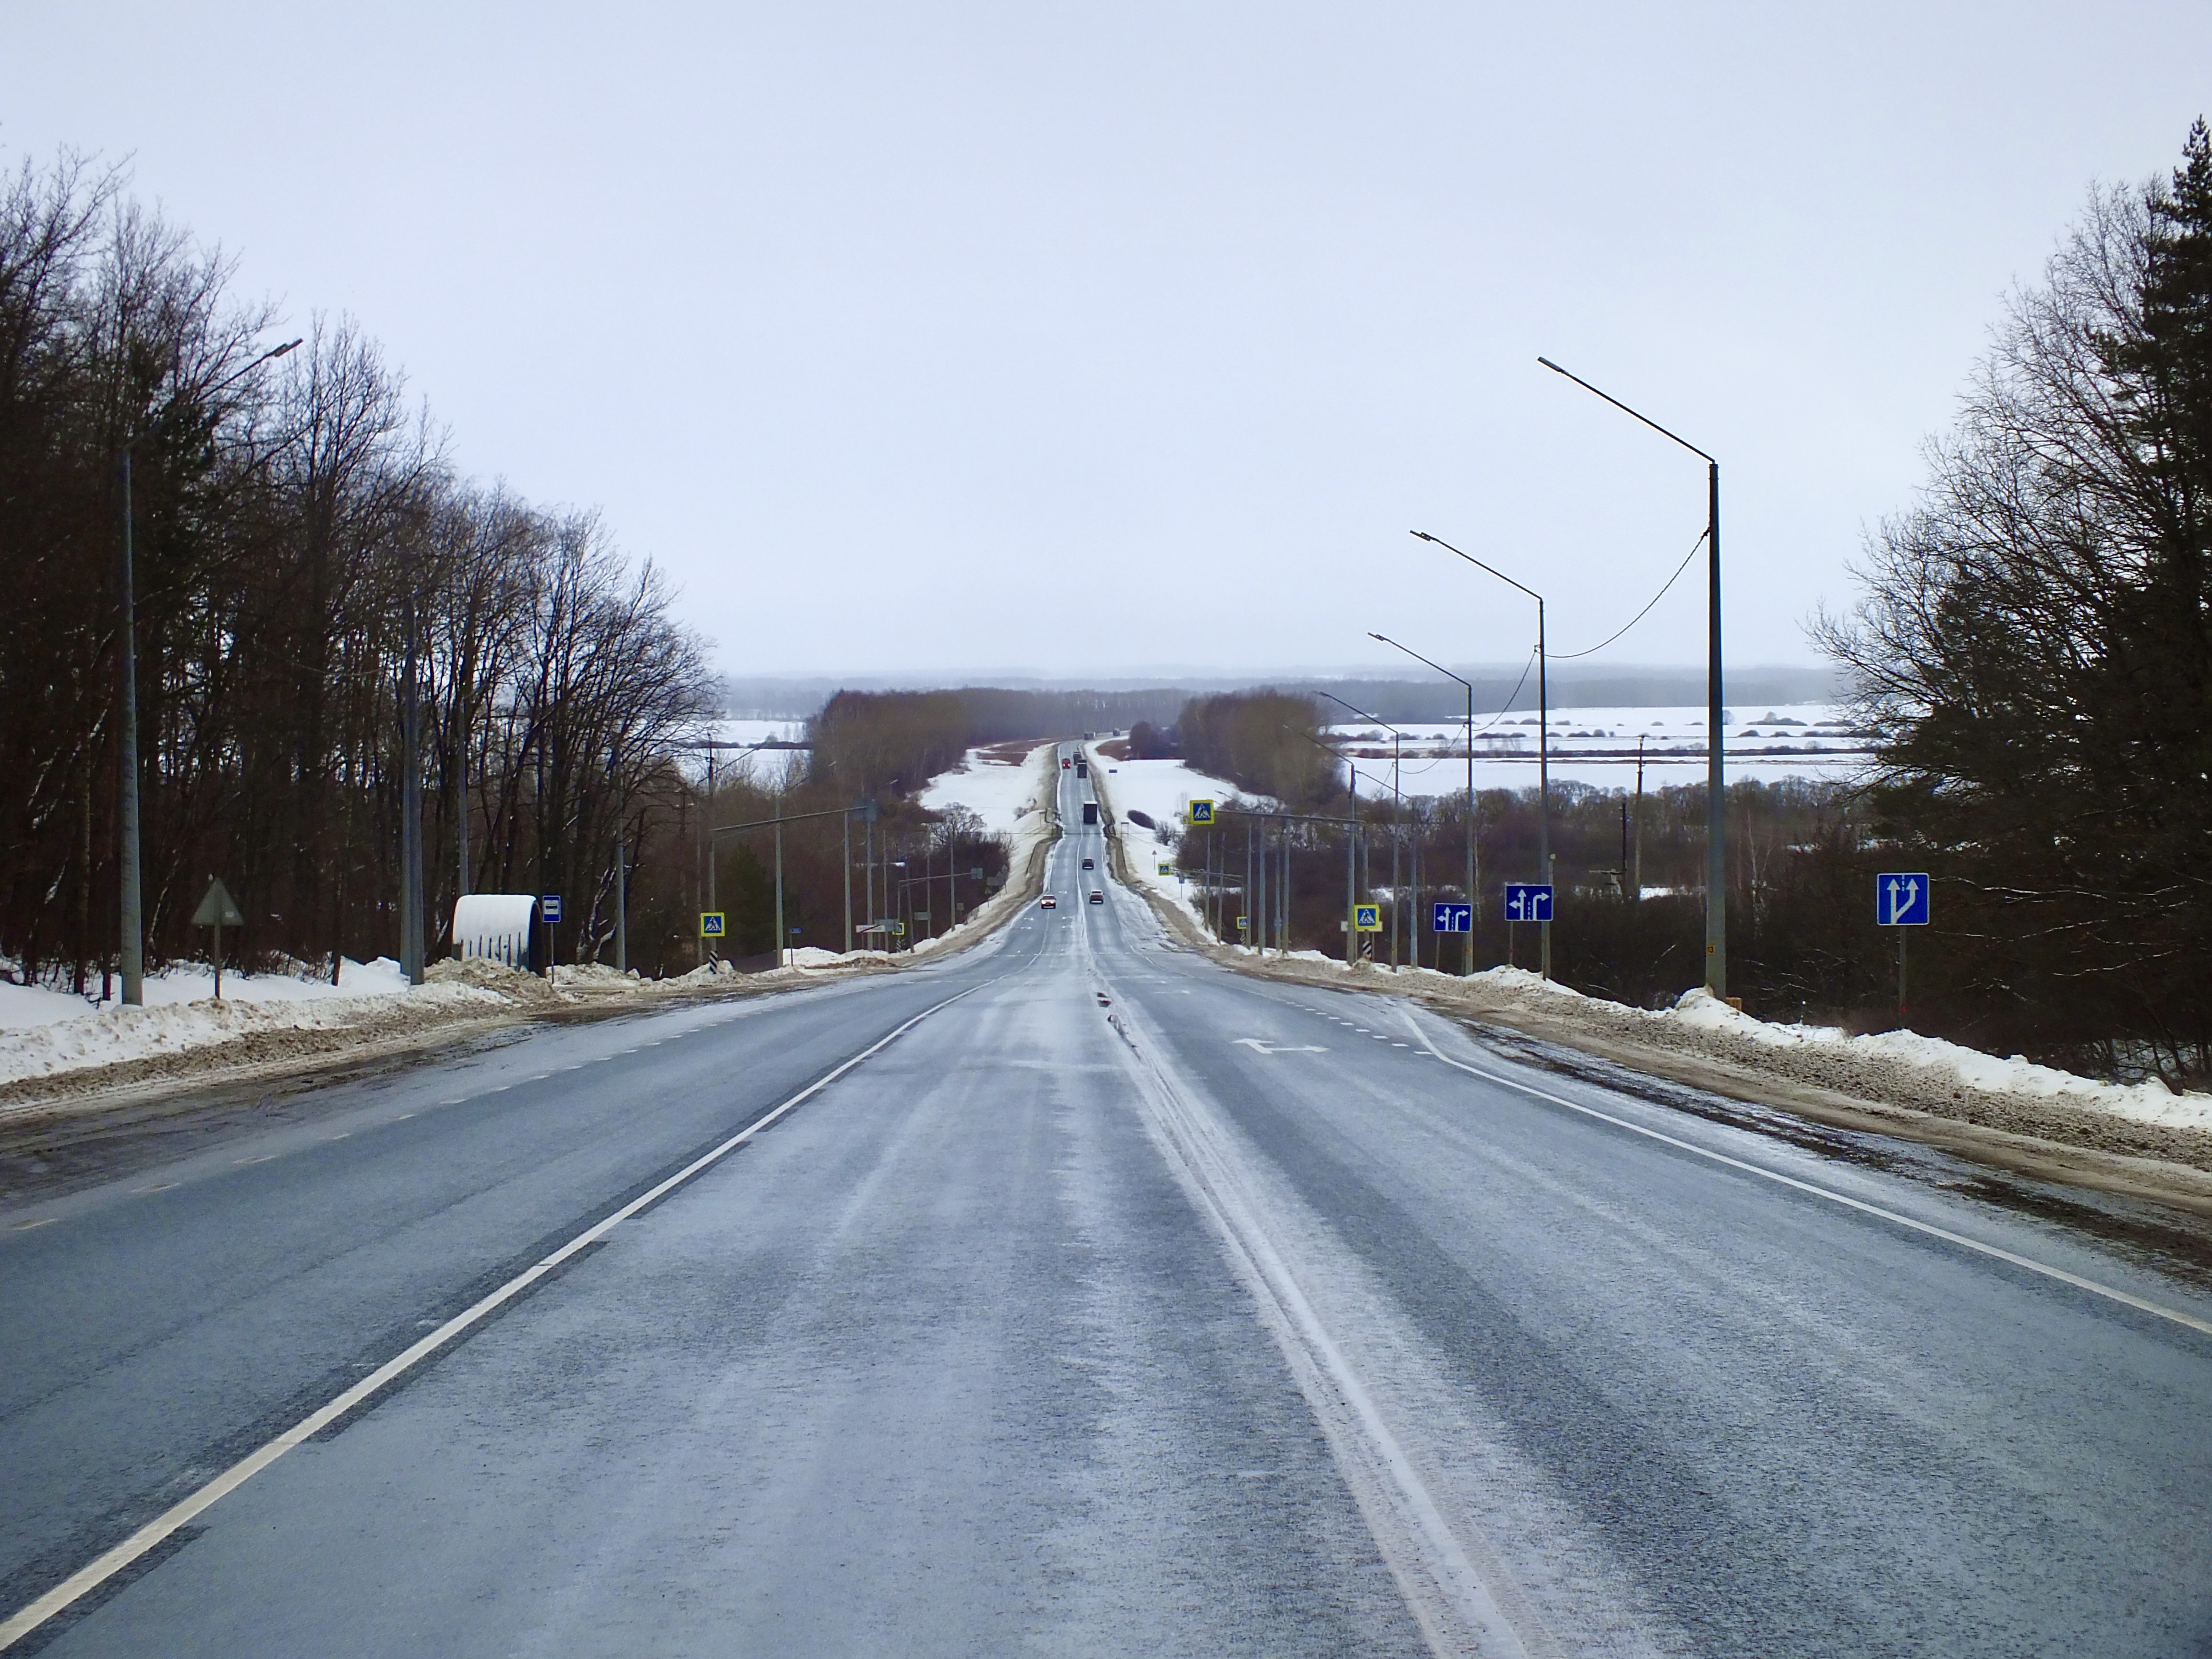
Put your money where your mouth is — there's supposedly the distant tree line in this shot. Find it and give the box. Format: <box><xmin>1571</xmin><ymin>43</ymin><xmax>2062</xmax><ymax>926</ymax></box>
<box><xmin>0</xmin><ymin>154</ymin><xmax>712</xmax><ymax>989</ymax></box>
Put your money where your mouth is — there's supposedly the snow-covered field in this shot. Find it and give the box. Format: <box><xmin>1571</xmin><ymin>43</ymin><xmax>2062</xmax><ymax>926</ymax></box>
<box><xmin>1330</xmin><ymin>702</ymin><xmax>1869</xmax><ymax>791</ymax></box>
<box><xmin>907</xmin><ymin>741</ymin><xmax>1059</xmax><ymax>958</ymax></box>
<box><xmin>918</xmin><ymin>742</ymin><xmax>1055</xmax><ymax>832</ymax></box>
<box><xmin>1083</xmin><ymin>745</ymin><xmax>1255</xmax><ymax>935</ymax></box>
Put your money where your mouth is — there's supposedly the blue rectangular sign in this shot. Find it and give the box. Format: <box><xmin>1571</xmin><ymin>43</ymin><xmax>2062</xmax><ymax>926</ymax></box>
<box><xmin>1432</xmin><ymin>901</ymin><xmax>1472</xmax><ymax>934</ymax></box>
<box><xmin>1503</xmin><ymin>883</ymin><xmax>1553</xmax><ymax>923</ymax></box>
<box><xmin>540</xmin><ymin>894</ymin><xmax>563</xmax><ymax>924</ymax></box>
<box><xmin>1876</xmin><ymin>873</ymin><xmax>1930</xmax><ymax>926</ymax></box>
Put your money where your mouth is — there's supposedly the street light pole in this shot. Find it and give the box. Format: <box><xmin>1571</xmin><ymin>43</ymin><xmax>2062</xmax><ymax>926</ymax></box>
<box><xmin>115</xmin><ymin>335</ymin><xmax>301</xmax><ymax>1006</ymax></box>
<box><xmin>1539</xmin><ymin>354</ymin><xmax>1727</xmax><ymax>998</ymax></box>
<box><xmin>1410</xmin><ymin>534</ymin><xmax>1551</xmax><ymax>978</ymax></box>
<box><xmin>1369</xmin><ymin>632</ymin><xmax>1478</xmax><ymax>976</ymax></box>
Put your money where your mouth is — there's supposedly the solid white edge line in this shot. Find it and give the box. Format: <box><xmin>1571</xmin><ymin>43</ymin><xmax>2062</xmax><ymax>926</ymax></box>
<box><xmin>1402</xmin><ymin>1008</ymin><xmax>2212</xmax><ymax>1340</ymax></box>
<box><xmin>0</xmin><ymin>985</ymin><xmax>985</xmax><ymax>1652</ymax></box>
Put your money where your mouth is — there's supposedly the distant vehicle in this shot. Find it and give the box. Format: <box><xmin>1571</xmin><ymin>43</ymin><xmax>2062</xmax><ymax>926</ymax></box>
<box><xmin>1039</xmin><ymin>894</ymin><xmax>1057</xmax><ymax>909</ymax></box>
<box><xmin>1088</xmin><ymin>890</ymin><xmax>1104</xmax><ymax>905</ymax></box>
<box><xmin>1081</xmin><ymin>857</ymin><xmax>1094</xmax><ymax>869</ymax></box>
<box><xmin>1061</xmin><ymin>758</ymin><xmax>1071</xmax><ymax>769</ymax></box>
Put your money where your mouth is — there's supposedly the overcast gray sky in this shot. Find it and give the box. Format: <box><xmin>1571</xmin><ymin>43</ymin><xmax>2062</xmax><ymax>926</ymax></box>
<box><xmin>7</xmin><ymin>1</ymin><xmax>2207</xmax><ymax>681</ymax></box>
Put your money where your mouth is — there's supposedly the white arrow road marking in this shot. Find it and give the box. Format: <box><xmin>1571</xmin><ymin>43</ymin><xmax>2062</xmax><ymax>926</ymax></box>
<box><xmin>1234</xmin><ymin>1038</ymin><xmax>1331</xmax><ymax>1055</ymax></box>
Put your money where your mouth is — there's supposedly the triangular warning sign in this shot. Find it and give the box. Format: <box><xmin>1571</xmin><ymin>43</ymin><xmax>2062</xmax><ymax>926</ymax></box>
<box><xmin>192</xmin><ymin>878</ymin><xmax>245</xmax><ymax>928</ymax></box>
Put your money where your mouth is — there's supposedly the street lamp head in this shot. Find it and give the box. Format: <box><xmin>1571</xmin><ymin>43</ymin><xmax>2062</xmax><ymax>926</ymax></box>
<box><xmin>269</xmin><ymin>337</ymin><xmax>303</xmax><ymax>361</ymax></box>
<box><xmin>1536</xmin><ymin>356</ymin><xmax>1567</xmax><ymax>375</ymax></box>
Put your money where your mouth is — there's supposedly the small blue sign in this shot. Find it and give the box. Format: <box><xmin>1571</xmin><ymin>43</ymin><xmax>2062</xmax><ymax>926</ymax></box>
<box><xmin>1503</xmin><ymin>883</ymin><xmax>1553</xmax><ymax>923</ymax></box>
<box><xmin>1876</xmin><ymin>873</ymin><xmax>1930</xmax><ymax>926</ymax></box>
<box><xmin>540</xmin><ymin>894</ymin><xmax>563</xmax><ymax>924</ymax></box>
<box><xmin>1432</xmin><ymin>902</ymin><xmax>1472</xmax><ymax>934</ymax></box>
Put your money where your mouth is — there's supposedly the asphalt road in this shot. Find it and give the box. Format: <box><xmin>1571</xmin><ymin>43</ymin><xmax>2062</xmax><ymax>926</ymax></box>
<box><xmin>4</xmin><ymin>745</ymin><xmax>2211</xmax><ymax>1655</ymax></box>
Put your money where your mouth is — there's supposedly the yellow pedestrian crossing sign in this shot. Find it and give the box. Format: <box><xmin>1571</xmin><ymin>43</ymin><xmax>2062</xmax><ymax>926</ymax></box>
<box><xmin>1353</xmin><ymin>904</ymin><xmax>1382</xmax><ymax>932</ymax></box>
<box><xmin>1158</xmin><ymin>861</ymin><xmax>1175</xmax><ymax>876</ymax></box>
<box><xmin>699</xmin><ymin>912</ymin><xmax>725</xmax><ymax>938</ymax></box>
<box><xmin>1187</xmin><ymin>799</ymin><xmax>1214</xmax><ymax>825</ymax></box>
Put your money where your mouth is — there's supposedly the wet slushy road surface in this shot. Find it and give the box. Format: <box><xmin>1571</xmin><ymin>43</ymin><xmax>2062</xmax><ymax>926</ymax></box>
<box><xmin>4</xmin><ymin>748</ymin><xmax>2211</xmax><ymax>1655</ymax></box>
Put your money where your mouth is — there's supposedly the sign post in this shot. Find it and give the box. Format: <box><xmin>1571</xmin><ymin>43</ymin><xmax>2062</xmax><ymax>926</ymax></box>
<box><xmin>540</xmin><ymin>894</ymin><xmax>562</xmax><ymax>982</ymax></box>
<box><xmin>1431</xmin><ymin>901</ymin><xmax>1472</xmax><ymax>937</ymax></box>
<box><xmin>1503</xmin><ymin>884</ymin><xmax>1553</xmax><ymax>977</ymax></box>
<box><xmin>699</xmin><ymin>912</ymin><xmax>726</xmax><ymax>940</ymax></box>
<box><xmin>191</xmin><ymin>878</ymin><xmax>245</xmax><ymax>998</ymax></box>
<box><xmin>1353</xmin><ymin>904</ymin><xmax>1382</xmax><ymax>934</ymax></box>
<box><xmin>1875</xmin><ymin>873</ymin><xmax>1930</xmax><ymax>1021</ymax></box>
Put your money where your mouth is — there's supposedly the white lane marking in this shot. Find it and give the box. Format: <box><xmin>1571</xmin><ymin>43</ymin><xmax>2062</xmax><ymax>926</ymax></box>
<box><xmin>1402</xmin><ymin>1009</ymin><xmax>2212</xmax><ymax>1340</ymax></box>
<box><xmin>1234</xmin><ymin>1038</ymin><xmax>1331</xmax><ymax>1055</ymax></box>
<box><xmin>0</xmin><ymin>985</ymin><xmax>986</xmax><ymax>1653</ymax></box>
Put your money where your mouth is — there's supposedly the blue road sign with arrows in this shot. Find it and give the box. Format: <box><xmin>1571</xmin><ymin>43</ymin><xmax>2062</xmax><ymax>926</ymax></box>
<box><xmin>1503</xmin><ymin>883</ymin><xmax>1553</xmax><ymax>923</ymax></box>
<box><xmin>1432</xmin><ymin>902</ymin><xmax>1472</xmax><ymax>934</ymax></box>
<box><xmin>1877</xmin><ymin>873</ymin><xmax>1930</xmax><ymax>926</ymax></box>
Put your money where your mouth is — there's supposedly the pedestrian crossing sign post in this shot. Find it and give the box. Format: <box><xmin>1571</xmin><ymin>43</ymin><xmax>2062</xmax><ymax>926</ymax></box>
<box><xmin>1354</xmin><ymin>904</ymin><xmax>1381</xmax><ymax>932</ymax></box>
<box><xmin>1187</xmin><ymin>799</ymin><xmax>1214</xmax><ymax>825</ymax></box>
<box><xmin>1158</xmin><ymin>861</ymin><xmax>1175</xmax><ymax>876</ymax></box>
<box><xmin>699</xmin><ymin>912</ymin><xmax>725</xmax><ymax>938</ymax></box>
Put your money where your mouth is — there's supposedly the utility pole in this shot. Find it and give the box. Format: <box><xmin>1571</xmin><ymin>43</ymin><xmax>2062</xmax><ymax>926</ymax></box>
<box><xmin>117</xmin><ymin>450</ymin><xmax>144</xmax><ymax>1007</ymax></box>
<box><xmin>400</xmin><ymin>598</ymin><xmax>425</xmax><ymax>986</ymax></box>
<box><xmin>456</xmin><ymin>696</ymin><xmax>471</xmax><ymax>898</ymax></box>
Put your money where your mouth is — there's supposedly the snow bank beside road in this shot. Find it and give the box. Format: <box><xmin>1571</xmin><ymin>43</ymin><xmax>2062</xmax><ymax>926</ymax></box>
<box><xmin>0</xmin><ymin>956</ymin><xmax>412</xmax><ymax>1031</ymax></box>
<box><xmin>0</xmin><ymin>974</ymin><xmax>504</xmax><ymax>1088</ymax></box>
<box><xmin>1211</xmin><ymin>951</ymin><xmax>2212</xmax><ymax>1164</ymax></box>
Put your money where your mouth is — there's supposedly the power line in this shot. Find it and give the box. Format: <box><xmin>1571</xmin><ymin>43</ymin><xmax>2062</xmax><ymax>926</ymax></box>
<box><xmin>1553</xmin><ymin>529</ymin><xmax>1708</xmax><ymax>661</ymax></box>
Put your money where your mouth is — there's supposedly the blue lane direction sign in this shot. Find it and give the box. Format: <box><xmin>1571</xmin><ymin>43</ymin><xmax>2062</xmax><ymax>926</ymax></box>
<box><xmin>540</xmin><ymin>894</ymin><xmax>563</xmax><ymax>924</ymax></box>
<box><xmin>1877</xmin><ymin>873</ymin><xmax>1931</xmax><ymax>926</ymax></box>
<box><xmin>1503</xmin><ymin>883</ymin><xmax>1553</xmax><ymax>923</ymax></box>
<box><xmin>1432</xmin><ymin>901</ymin><xmax>1472</xmax><ymax>934</ymax></box>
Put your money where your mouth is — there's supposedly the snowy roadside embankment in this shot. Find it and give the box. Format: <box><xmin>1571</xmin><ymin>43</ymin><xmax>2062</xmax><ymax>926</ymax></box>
<box><xmin>0</xmin><ymin>961</ymin><xmax>507</xmax><ymax>1094</ymax></box>
<box><xmin>1083</xmin><ymin>743</ymin><xmax>1257</xmax><ymax>937</ymax></box>
<box><xmin>0</xmin><ymin>947</ymin><xmax>895</xmax><ymax>1108</ymax></box>
<box><xmin>1239</xmin><ymin>954</ymin><xmax>2212</xmax><ymax>1163</ymax></box>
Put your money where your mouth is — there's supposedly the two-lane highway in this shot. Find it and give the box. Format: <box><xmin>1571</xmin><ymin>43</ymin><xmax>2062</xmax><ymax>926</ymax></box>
<box><xmin>5</xmin><ymin>742</ymin><xmax>2211</xmax><ymax>1655</ymax></box>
